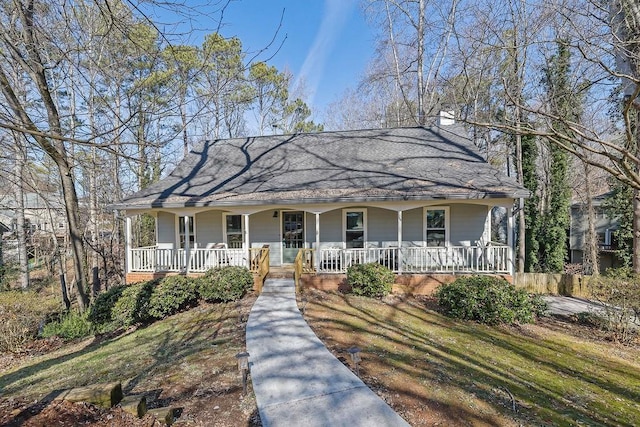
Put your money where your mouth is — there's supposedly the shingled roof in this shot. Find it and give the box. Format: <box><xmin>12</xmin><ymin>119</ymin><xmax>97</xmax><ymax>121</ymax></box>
<box><xmin>112</xmin><ymin>125</ymin><xmax>529</xmax><ymax>210</ymax></box>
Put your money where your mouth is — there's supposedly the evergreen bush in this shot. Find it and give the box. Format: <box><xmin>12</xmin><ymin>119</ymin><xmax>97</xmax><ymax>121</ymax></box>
<box><xmin>41</xmin><ymin>310</ymin><xmax>93</xmax><ymax>340</ymax></box>
<box><xmin>148</xmin><ymin>275</ymin><xmax>198</xmax><ymax>319</ymax></box>
<box><xmin>435</xmin><ymin>275</ymin><xmax>546</xmax><ymax>325</ymax></box>
<box><xmin>346</xmin><ymin>262</ymin><xmax>394</xmax><ymax>298</ymax></box>
<box><xmin>88</xmin><ymin>285</ymin><xmax>125</xmax><ymax>325</ymax></box>
<box><xmin>112</xmin><ymin>280</ymin><xmax>156</xmax><ymax>327</ymax></box>
<box><xmin>198</xmin><ymin>266</ymin><xmax>253</xmax><ymax>302</ymax></box>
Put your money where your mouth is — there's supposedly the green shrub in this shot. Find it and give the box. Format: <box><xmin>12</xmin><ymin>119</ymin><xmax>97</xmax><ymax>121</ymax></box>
<box><xmin>41</xmin><ymin>310</ymin><xmax>93</xmax><ymax>340</ymax></box>
<box><xmin>112</xmin><ymin>281</ymin><xmax>156</xmax><ymax>327</ymax></box>
<box><xmin>0</xmin><ymin>290</ymin><xmax>60</xmax><ymax>353</ymax></box>
<box><xmin>88</xmin><ymin>285</ymin><xmax>126</xmax><ymax>325</ymax></box>
<box><xmin>148</xmin><ymin>276</ymin><xmax>198</xmax><ymax>319</ymax></box>
<box><xmin>346</xmin><ymin>263</ymin><xmax>394</xmax><ymax>298</ymax></box>
<box><xmin>199</xmin><ymin>266</ymin><xmax>254</xmax><ymax>302</ymax></box>
<box><xmin>435</xmin><ymin>275</ymin><xmax>546</xmax><ymax>325</ymax></box>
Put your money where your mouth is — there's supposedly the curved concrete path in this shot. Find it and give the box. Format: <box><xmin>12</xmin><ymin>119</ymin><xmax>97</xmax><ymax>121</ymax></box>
<box><xmin>246</xmin><ymin>278</ymin><xmax>409</xmax><ymax>427</ymax></box>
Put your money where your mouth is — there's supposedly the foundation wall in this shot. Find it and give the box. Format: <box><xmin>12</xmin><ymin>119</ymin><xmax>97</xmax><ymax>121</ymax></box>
<box><xmin>300</xmin><ymin>273</ymin><xmax>513</xmax><ymax>295</ymax></box>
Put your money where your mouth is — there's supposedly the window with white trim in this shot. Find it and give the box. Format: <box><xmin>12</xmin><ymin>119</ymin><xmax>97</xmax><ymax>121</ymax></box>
<box><xmin>344</xmin><ymin>209</ymin><xmax>366</xmax><ymax>248</ymax></box>
<box><xmin>425</xmin><ymin>207</ymin><xmax>448</xmax><ymax>246</ymax></box>
<box><xmin>224</xmin><ymin>214</ymin><xmax>244</xmax><ymax>248</ymax></box>
<box><xmin>178</xmin><ymin>216</ymin><xmax>195</xmax><ymax>249</ymax></box>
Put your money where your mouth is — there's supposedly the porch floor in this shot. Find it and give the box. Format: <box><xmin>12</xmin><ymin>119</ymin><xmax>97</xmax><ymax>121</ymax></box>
<box><xmin>246</xmin><ymin>278</ymin><xmax>409</xmax><ymax>426</ymax></box>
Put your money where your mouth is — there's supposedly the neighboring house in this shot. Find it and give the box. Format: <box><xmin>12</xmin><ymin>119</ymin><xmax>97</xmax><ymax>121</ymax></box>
<box><xmin>569</xmin><ymin>193</ymin><xmax>622</xmax><ymax>272</ymax></box>
<box><xmin>0</xmin><ymin>182</ymin><xmax>67</xmax><ymax>239</ymax></box>
<box><xmin>112</xmin><ymin>120</ymin><xmax>529</xmax><ymax>287</ymax></box>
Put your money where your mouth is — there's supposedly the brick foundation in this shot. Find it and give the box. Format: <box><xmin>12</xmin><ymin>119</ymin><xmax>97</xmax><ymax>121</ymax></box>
<box><xmin>125</xmin><ymin>271</ymin><xmax>264</xmax><ymax>292</ymax></box>
<box><xmin>300</xmin><ymin>273</ymin><xmax>513</xmax><ymax>296</ymax></box>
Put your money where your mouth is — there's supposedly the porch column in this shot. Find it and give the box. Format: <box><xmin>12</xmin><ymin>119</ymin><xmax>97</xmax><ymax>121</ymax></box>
<box><xmin>244</xmin><ymin>213</ymin><xmax>250</xmax><ymax>253</ymax></box>
<box><xmin>507</xmin><ymin>206</ymin><xmax>515</xmax><ymax>276</ymax></box>
<box><xmin>125</xmin><ymin>215</ymin><xmax>132</xmax><ymax>274</ymax></box>
<box><xmin>184</xmin><ymin>215</ymin><xmax>191</xmax><ymax>273</ymax></box>
<box><xmin>315</xmin><ymin>212</ymin><xmax>320</xmax><ymax>271</ymax></box>
<box><xmin>397</xmin><ymin>210</ymin><xmax>403</xmax><ymax>274</ymax></box>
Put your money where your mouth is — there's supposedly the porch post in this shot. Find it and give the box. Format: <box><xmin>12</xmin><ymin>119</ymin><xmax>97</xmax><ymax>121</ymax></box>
<box><xmin>184</xmin><ymin>215</ymin><xmax>191</xmax><ymax>273</ymax></box>
<box><xmin>507</xmin><ymin>206</ymin><xmax>515</xmax><ymax>276</ymax></box>
<box><xmin>125</xmin><ymin>215</ymin><xmax>132</xmax><ymax>274</ymax></box>
<box><xmin>244</xmin><ymin>213</ymin><xmax>250</xmax><ymax>256</ymax></box>
<box><xmin>397</xmin><ymin>210</ymin><xmax>403</xmax><ymax>274</ymax></box>
<box><xmin>315</xmin><ymin>212</ymin><xmax>320</xmax><ymax>271</ymax></box>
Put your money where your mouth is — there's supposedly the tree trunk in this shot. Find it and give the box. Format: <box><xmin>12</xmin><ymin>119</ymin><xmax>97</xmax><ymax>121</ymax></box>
<box><xmin>582</xmin><ymin>160</ymin><xmax>599</xmax><ymax>275</ymax></box>
<box><xmin>417</xmin><ymin>0</ymin><xmax>425</xmax><ymax>125</ymax></box>
<box><xmin>634</xmin><ymin>110</ymin><xmax>640</xmax><ymax>273</ymax></box>
<box><xmin>14</xmin><ymin>139</ymin><xmax>30</xmax><ymax>288</ymax></box>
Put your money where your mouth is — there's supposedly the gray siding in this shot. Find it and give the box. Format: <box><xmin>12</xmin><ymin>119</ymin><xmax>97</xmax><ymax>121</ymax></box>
<box><xmin>250</xmin><ymin>210</ymin><xmax>282</xmax><ymax>266</ymax></box>
<box><xmin>157</xmin><ymin>211</ymin><xmax>175</xmax><ymax>248</ymax></box>
<box><xmin>319</xmin><ymin>209</ymin><xmax>342</xmax><ymax>246</ymax></box>
<box><xmin>195</xmin><ymin>210</ymin><xmax>223</xmax><ymax>247</ymax></box>
<box><xmin>367</xmin><ymin>207</ymin><xmax>397</xmax><ymax>246</ymax></box>
<box><xmin>450</xmin><ymin>204</ymin><xmax>488</xmax><ymax>245</ymax></box>
<box><xmin>305</xmin><ymin>212</ymin><xmax>316</xmax><ymax>243</ymax></box>
<box><xmin>402</xmin><ymin>208</ymin><xmax>424</xmax><ymax>246</ymax></box>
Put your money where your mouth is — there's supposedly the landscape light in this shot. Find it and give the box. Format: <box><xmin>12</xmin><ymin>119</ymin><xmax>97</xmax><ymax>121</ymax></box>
<box><xmin>347</xmin><ymin>347</ymin><xmax>362</xmax><ymax>376</ymax></box>
<box><xmin>235</xmin><ymin>352</ymin><xmax>250</xmax><ymax>394</ymax></box>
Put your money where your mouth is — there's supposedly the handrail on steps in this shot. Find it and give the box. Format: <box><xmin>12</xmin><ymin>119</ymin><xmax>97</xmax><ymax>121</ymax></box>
<box><xmin>250</xmin><ymin>245</ymin><xmax>270</xmax><ymax>293</ymax></box>
<box><xmin>294</xmin><ymin>248</ymin><xmax>315</xmax><ymax>293</ymax></box>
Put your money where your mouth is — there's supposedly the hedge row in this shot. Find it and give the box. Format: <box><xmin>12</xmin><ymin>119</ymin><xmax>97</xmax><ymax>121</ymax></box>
<box><xmin>87</xmin><ymin>266</ymin><xmax>254</xmax><ymax>331</ymax></box>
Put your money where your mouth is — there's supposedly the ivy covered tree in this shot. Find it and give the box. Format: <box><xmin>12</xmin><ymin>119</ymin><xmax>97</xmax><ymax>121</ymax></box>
<box><xmin>537</xmin><ymin>41</ymin><xmax>579</xmax><ymax>272</ymax></box>
<box><xmin>522</xmin><ymin>132</ymin><xmax>541</xmax><ymax>272</ymax></box>
<box><xmin>604</xmin><ymin>176</ymin><xmax>635</xmax><ymax>268</ymax></box>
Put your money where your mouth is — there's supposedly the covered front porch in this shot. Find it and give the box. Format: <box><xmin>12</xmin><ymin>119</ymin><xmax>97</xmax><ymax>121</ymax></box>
<box><xmin>123</xmin><ymin>200</ymin><xmax>515</xmax><ymax>282</ymax></box>
<box><xmin>128</xmin><ymin>243</ymin><xmax>511</xmax><ymax>275</ymax></box>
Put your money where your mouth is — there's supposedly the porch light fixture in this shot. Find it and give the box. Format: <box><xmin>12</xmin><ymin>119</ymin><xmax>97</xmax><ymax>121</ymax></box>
<box><xmin>235</xmin><ymin>352</ymin><xmax>250</xmax><ymax>394</ymax></box>
<box><xmin>273</xmin><ymin>211</ymin><xmax>279</xmax><ymax>218</ymax></box>
<box><xmin>347</xmin><ymin>346</ymin><xmax>362</xmax><ymax>376</ymax></box>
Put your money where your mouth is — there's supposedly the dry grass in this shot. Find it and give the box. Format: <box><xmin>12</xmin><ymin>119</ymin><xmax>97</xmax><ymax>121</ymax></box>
<box><xmin>0</xmin><ymin>295</ymin><xmax>260</xmax><ymax>426</ymax></box>
<box><xmin>303</xmin><ymin>290</ymin><xmax>640</xmax><ymax>426</ymax></box>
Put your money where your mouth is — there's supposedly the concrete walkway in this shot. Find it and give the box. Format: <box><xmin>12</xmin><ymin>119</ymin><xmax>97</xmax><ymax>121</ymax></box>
<box><xmin>543</xmin><ymin>295</ymin><xmax>639</xmax><ymax>328</ymax></box>
<box><xmin>543</xmin><ymin>295</ymin><xmax>608</xmax><ymax>317</ymax></box>
<box><xmin>246</xmin><ymin>279</ymin><xmax>409</xmax><ymax>427</ymax></box>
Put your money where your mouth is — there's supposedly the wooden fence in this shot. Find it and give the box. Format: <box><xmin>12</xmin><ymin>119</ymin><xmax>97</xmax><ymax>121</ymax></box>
<box><xmin>513</xmin><ymin>273</ymin><xmax>594</xmax><ymax>298</ymax></box>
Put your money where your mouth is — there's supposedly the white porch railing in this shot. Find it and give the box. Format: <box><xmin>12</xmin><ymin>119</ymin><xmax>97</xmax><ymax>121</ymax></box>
<box><xmin>318</xmin><ymin>245</ymin><xmax>510</xmax><ymax>274</ymax></box>
<box><xmin>130</xmin><ymin>247</ymin><xmax>247</xmax><ymax>272</ymax></box>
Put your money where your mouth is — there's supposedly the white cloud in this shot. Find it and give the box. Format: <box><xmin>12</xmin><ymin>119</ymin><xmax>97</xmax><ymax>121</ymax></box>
<box><xmin>294</xmin><ymin>0</ymin><xmax>355</xmax><ymax>107</ymax></box>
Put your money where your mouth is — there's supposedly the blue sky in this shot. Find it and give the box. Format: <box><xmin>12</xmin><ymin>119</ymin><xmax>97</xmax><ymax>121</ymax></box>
<box><xmin>174</xmin><ymin>0</ymin><xmax>375</xmax><ymax>118</ymax></box>
<box><xmin>224</xmin><ymin>0</ymin><xmax>374</xmax><ymax>114</ymax></box>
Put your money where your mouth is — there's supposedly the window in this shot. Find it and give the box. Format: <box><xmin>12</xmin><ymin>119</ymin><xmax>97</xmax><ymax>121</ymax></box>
<box><xmin>344</xmin><ymin>209</ymin><xmax>366</xmax><ymax>248</ymax></box>
<box><xmin>224</xmin><ymin>214</ymin><xmax>244</xmax><ymax>248</ymax></box>
<box><xmin>425</xmin><ymin>207</ymin><xmax>448</xmax><ymax>246</ymax></box>
<box><xmin>178</xmin><ymin>216</ymin><xmax>195</xmax><ymax>249</ymax></box>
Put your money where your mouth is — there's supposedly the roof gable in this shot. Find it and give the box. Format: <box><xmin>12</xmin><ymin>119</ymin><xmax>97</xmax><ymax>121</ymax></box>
<box><xmin>114</xmin><ymin>126</ymin><xmax>528</xmax><ymax>209</ymax></box>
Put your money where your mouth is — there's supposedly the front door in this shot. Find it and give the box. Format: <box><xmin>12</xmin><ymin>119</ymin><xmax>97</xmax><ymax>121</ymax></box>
<box><xmin>282</xmin><ymin>211</ymin><xmax>304</xmax><ymax>264</ymax></box>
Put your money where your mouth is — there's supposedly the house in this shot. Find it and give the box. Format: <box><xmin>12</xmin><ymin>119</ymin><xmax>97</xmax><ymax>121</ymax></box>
<box><xmin>112</xmin><ymin>120</ymin><xmax>529</xmax><ymax>291</ymax></box>
<box><xmin>0</xmin><ymin>179</ymin><xmax>67</xmax><ymax>238</ymax></box>
<box><xmin>569</xmin><ymin>193</ymin><xmax>622</xmax><ymax>272</ymax></box>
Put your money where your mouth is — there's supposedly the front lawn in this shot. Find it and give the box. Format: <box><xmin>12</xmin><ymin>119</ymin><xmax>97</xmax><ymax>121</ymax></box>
<box><xmin>303</xmin><ymin>291</ymin><xmax>640</xmax><ymax>426</ymax></box>
<box><xmin>0</xmin><ymin>296</ymin><xmax>260</xmax><ymax>426</ymax></box>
